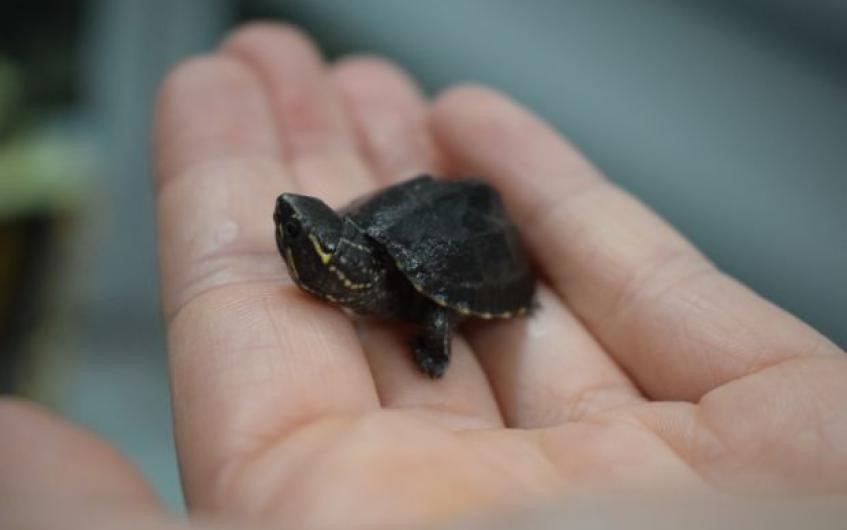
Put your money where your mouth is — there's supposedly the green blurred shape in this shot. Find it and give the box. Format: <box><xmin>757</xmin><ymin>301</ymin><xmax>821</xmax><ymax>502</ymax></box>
<box><xmin>0</xmin><ymin>55</ymin><xmax>23</xmax><ymax>133</ymax></box>
<box><xmin>0</xmin><ymin>131</ymin><xmax>95</xmax><ymax>219</ymax></box>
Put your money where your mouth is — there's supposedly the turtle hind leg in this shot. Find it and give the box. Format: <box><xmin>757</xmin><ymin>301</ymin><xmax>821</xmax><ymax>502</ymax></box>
<box><xmin>410</xmin><ymin>306</ymin><xmax>457</xmax><ymax>378</ymax></box>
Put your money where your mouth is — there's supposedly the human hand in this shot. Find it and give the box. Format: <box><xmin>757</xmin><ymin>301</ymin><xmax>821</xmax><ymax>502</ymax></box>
<box><xmin>2</xmin><ymin>23</ymin><xmax>845</xmax><ymax>530</ymax></box>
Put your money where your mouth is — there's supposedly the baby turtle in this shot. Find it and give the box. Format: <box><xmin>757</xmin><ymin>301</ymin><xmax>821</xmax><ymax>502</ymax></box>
<box><xmin>273</xmin><ymin>175</ymin><xmax>535</xmax><ymax>378</ymax></box>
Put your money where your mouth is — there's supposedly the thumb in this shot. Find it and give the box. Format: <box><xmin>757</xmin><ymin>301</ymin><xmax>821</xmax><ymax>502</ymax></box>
<box><xmin>0</xmin><ymin>398</ymin><xmax>161</xmax><ymax>528</ymax></box>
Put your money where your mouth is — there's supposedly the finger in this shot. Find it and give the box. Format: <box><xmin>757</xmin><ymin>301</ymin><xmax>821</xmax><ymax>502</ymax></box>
<box><xmin>431</xmin><ymin>86</ymin><xmax>843</xmax><ymax>402</ymax></box>
<box><xmin>154</xmin><ymin>54</ymin><xmax>288</xmax><ymax>316</ymax></box>
<box><xmin>0</xmin><ymin>398</ymin><xmax>159</xmax><ymax>527</ymax></box>
<box><xmin>332</xmin><ymin>56</ymin><xmax>442</xmax><ymax>184</ymax></box>
<box><xmin>467</xmin><ymin>286</ymin><xmax>642</xmax><ymax>428</ymax></box>
<box><xmin>223</xmin><ymin>23</ymin><xmax>374</xmax><ymax>206</ymax></box>
<box><xmin>155</xmin><ymin>53</ymin><xmax>378</xmax><ymax>508</ymax></box>
<box><xmin>331</xmin><ymin>57</ymin><xmax>500</xmax><ymax>423</ymax></box>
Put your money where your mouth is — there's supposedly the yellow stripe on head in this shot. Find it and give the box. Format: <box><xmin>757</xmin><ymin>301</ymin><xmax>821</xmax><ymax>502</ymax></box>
<box><xmin>308</xmin><ymin>233</ymin><xmax>334</xmax><ymax>264</ymax></box>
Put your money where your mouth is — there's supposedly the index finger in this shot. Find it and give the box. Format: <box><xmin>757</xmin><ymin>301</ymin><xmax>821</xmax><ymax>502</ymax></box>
<box><xmin>431</xmin><ymin>86</ymin><xmax>843</xmax><ymax>402</ymax></box>
<box><xmin>154</xmin><ymin>49</ymin><xmax>377</xmax><ymax>509</ymax></box>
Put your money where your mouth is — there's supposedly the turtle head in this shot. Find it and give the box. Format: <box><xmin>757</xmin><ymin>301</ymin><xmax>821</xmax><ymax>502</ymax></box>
<box><xmin>274</xmin><ymin>193</ymin><xmax>342</xmax><ymax>289</ymax></box>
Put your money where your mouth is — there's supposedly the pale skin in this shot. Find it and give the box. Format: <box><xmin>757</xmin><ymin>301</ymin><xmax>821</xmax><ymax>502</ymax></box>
<box><xmin>1</xmin><ymin>23</ymin><xmax>846</xmax><ymax>530</ymax></box>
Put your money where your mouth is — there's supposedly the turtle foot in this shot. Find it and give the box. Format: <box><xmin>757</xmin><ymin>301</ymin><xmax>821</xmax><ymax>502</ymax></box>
<box><xmin>411</xmin><ymin>337</ymin><xmax>449</xmax><ymax>379</ymax></box>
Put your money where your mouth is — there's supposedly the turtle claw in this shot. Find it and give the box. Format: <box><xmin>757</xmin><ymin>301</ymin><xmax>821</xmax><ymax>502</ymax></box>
<box><xmin>411</xmin><ymin>338</ymin><xmax>449</xmax><ymax>379</ymax></box>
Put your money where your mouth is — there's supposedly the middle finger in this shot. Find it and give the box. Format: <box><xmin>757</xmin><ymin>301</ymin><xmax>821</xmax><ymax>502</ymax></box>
<box><xmin>332</xmin><ymin>56</ymin><xmax>503</xmax><ymax>427</ymax></box>
<box><xmin>223</xmin><ymin>23</ymin><xmax>375</xmax><ymax>206</ymax></box>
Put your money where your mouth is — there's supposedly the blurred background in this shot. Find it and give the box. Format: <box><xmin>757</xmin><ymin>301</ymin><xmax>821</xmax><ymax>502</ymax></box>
<box><xmin>1</xmin><ymin>0</ymin><xmax>845</xmax><ymax>511</ymax></box>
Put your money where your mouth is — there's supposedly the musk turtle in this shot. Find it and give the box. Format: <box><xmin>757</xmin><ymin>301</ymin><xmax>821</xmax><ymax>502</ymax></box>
<box><xmin>273</xmin><ymin>175</ymin><xmax>535</xmax><ymax>378</ymax></box>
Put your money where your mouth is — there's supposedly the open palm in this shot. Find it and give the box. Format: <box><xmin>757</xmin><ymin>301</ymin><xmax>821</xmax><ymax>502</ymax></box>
<box><xmin>2</xmin><ymin>23</ymin><xmax>845</xmax><ymax>530</ymax></box>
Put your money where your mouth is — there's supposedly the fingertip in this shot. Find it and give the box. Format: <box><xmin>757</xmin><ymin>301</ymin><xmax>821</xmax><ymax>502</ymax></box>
<box><xmin>0</xmin><ymin>396</ymin><xmax>73</xmax><ymax>446</ymax></box>
<box><xmin>332</xmin><ymin>54</ymin><xmax>425</xmax><ymax>101</ymax></box>
<box><xmin>221</xmin><ymin>20</ymin><xmax>321</xmax><ymax>60</ymax></box>
<box><xmin>154</xmin><ymin>53</ymin><xmax>280</xmax><ymax>188</ymax></box>
<box><xmin>156</xmin><ymin>53</ymin><xmax>224</xmax><ymax>104</ymax></box>
<box><xmin>0</xmin><ymin>396</ymin><xmax>47</xmax><ymax>427</ymax></box>
<box><xmin>156</xmin><ymin>54</ymin><xmax>255</xmax><ymax>117</ymax></box>
<box><xmin>430</xmin><ymin>83</ymin><xmax>511</xmax><ymax>133</ymax></box>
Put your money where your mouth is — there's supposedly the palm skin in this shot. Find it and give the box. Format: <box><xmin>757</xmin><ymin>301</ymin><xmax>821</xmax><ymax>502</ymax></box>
<box><xmin>1</xmin><ymin>23</ymin><xmax>845</xmax><ymax>530</ymax></box>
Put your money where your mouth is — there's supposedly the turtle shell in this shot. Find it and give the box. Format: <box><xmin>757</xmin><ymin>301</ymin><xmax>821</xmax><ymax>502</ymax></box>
<box><xmin>343</xmin><ymin>175</ymin><xmax>535</xmax><ymax>318</ymax></box>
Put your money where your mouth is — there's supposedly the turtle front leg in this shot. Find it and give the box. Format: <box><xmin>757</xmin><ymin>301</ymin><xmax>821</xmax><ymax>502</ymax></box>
<box><xmin>411</xmin><ymin>306</ymin><xmax>458</xmax><ymax>378</ymax></box>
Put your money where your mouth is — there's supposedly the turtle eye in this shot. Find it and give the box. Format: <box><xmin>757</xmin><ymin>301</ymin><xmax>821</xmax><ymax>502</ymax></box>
<box><xmin>284</xmin><ymin>220</ymin><xmax>301</xmax><ymax>239</ymax></box>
